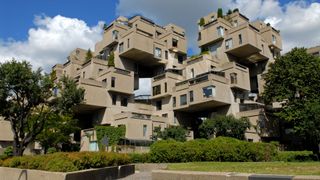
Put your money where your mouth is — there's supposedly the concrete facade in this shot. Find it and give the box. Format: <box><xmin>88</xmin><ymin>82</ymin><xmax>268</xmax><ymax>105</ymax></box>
<box><xmin>48</xmin><ymin>10</ymin><xmax>283</xmax><ymax>150</ymax></box>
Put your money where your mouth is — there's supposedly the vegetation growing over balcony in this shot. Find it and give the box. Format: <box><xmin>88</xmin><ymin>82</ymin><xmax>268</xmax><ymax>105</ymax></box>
<box><xmin>85</xmin><ymin>48</ymin><xmax>93</xmax><ymax>61</ymax></box>
<box><xmin>217</xmin><ymin>8</ymin><xmax>223</xmax><ymax>18</ymax></box>
<box><xmin>107</xmin><ymin>52</ymin><xmax>115</xmax><ymax>66</ymax></box>
<box><xmin>198</xmin><ymin>17</ymin><xmax>205</xmax><ymax>26</ymax></box>
<box><xmin>263</xmin><ymin>48</ymin><xmax>320</xmax><ymax>158</ymax></box>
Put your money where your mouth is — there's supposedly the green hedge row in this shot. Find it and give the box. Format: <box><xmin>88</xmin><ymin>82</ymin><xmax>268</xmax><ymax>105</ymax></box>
<box><xmin>0</xmin><ymin>152</ymin><xmax>130</xmax><ymax>172</ymax></box>
<box><xmin>149</xmin><ymin>137</ymin><xmax>277</xmax><ymax>163</ymax></box>
<box><xmin>273</xmin><ymin>151</ymin><xmax>317</xmax><ymax>162</ymax></box>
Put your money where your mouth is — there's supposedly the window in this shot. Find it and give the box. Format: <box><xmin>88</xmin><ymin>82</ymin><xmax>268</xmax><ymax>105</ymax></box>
<box><xmin>164</xmin><ymin>82</ymin><xmax>167</xmax><ymax>93</ymax></box>
<box><xmin>238</xmin><ymin>34</ymin><xmax>242</xmax><ymax>44</ymax></box>
<box><xmin>178</xmin><ymin>55</ymin><xmax>184</xmax><ymax>64</ymax></box>
<box><xmin>261</xmin><ymin>44</ymin><xmax>264</xmax><ymax>53</ymax></box>
<box><xmin>119</xmin><ymin>42</ymin><xmax>124</xmax><ymax>53</ymax></box>
<box><xmin>165</xmin><ymin>51</ymin><xmax>168</xmax><ymax>59</ymax></box>
<box><xmin>180</xmin><ymin>94</ymin><xmax>187</xmax><ymax>106</ymax></box>
<box><xmin>154</xmin><ymin>47</ymin><xmax>162</xmax><ymax>58</ymax></box>
<box><xmin>225</xmin><ymin>38</ymin><xmax>233</xmax><ymax>49</ymax></box>
<box><xmin>233</xmin><ymin>20</ymin><xmax>238</xmax><ymax>27</ymax></box>
<box><xmin>111</xmin><ymin>77</ymin><xmax>116</xmax><ymax>88</ymax></box>
<box><xmin>189</xmin><ymin>91</ymin><xmax>194</xmax><ymax>102</ymax></box>
<box><xmin>143</xmin><ymin>125</ymin><xmax>147</xmax><ymax>137</ymax></box>
<box><xmin>112</xmin><ymin>94</ymin><xmax>117</xmax><ymax>105</ymax></box>
<box><xmin>121</xmin><ymin>97</ymin><xmax>128</xmax><ymax>107</ymax></box>
<box><xmin>102</xmin><ymin>78</ymin><xmax>107</xmax><ymax>84</ymax></box>
<box><xmin>174</xmin><ymin>116</ymin><xmax>177</xmax><ymax>124</ymax></box>
<box><xmin>230</xmin><ymin>73</ymin><xmax>237</xmax><ymax>84</ymax></box>
<box><xmin>211</xmin><ymin>15</ymin><xmax>215</xmax><ymax>22</ymax></box>
<box><xmin>156</xmin><ymin>100</ymin><xmax>162</xmax><ymax>110</ymax></box>
<box><xmin>198</xmin><ymin>32</ymin><xmax>202</xmax><ymax>41</ymax></box>
<box><xmin>191</xmin><ymin>68</ymin><xmax>195</xmax><ymax>78</ymax></box>
<box><xmin>162</xmin><ymin>114</ymin><xmax>168</xmax><ymax>118</ymax></box>
<box><xmin>203</xmin><ymin>86</ymin><xmax>216</xmax><ymax>98</ymax></box>
<box><xmin>82</xmin><ymin>71</ymin><xmax>86</xmax><ymax>78</ymax></box>
<box><xmin>152</xmin><ymin>85</ymin><xmax>161</xmax><ymax>96</ymax></box>
<box><xmin>217</xmin><ymin>26</ymin><xmax>224</xmax><ymax>36</ymax></box>
<box><xmin>112</xmin><ymin>30</ymin><xmax>119</xmax><ymax>40</ymax></box>
<box><xmin>173</xmin><ymin>97</ymin><xmax>176</xmax><ymax>107</ymax></box>
<box><xmin>172</xmin><ymin>38</ymin><xmax>178</xmax><ymax>47</ymax></box>
<box><xmin>127</xmin><ymin>39</ymin><xmax>130</xmax><ymax>48</ymax></box>
<box><xmin>272</xmin><ymin>35</ymin><xmax>276</xmax><ymax>44</ymax></box>
<box><xmin>98</xmin><ymin>68</ymin><xmax>103</xmax><ymax>73</ymax></box>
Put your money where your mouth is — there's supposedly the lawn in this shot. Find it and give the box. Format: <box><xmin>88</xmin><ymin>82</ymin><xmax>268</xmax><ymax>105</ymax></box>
<box><xmin>167</xmin><ymin>162</ymin><xmax>320</xmax><ymax>175</ymax></box>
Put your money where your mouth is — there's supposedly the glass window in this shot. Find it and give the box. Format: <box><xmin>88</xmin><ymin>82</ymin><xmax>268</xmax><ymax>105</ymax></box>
<box><xmin>143</xmin><ymin>125</ymin><xmax>147</xmax><ymax>137</ymax></box>
<box><xmin>162</xmin><ymin>114</ymin><xmax>168</xmax><ymax>117</ymax></box>
<box><xmin>239</xmin><ymin>34</ymin><xmax>242</xmax><ymax>44</ymax></box>
<box><xmin>233</xmin><ymin>20</ymin><xmax>238</xmax><ymax>27</ymax></box>
<box><xmin>173</xmin><ymin>97</ymin><xmax>176</xmax><ymax>107</ymax></box>
<box><xmin>112</xmin><ymin>94</ymin><xmax>117</xmax><ymax>105</ymax></box>
<box><xmin>112</xmin><ymin>30</ymin><xmax>119</xmax><ymax>40</ymax></box>
<box><xmin>180</xmin><ymin>94</ymin><xmax>187</xmax><ymax>105</ymax></box>
<box><xmin>121</xmin><ymin>97</ymin><xmax>128</xmax><ymax>107</ymax></box>
<box><xmin>230</xmin><ymin>73</ymin><xmax>237</xmax><ymax>84</ymax></box>
<box><xmin>127</xmin><ymin>38</ymin><xmax>130</xmax><ymax>48</ymax></box>
<box><xmin>154</xmin><ymin>47</ymin><xmax>162</xmax><ymax>58</ymax></box>
<box><xmin>119</xmin><ymin>42</ymin><xmax>124</xmax><ymax>53</ymax></box>
<box><xmin>203</xmin><ymin>86</ymin><xmax>216</xmax><ymax>98</ymax></box>
<box><xmin>164</xmin><ymin>82</ymin><xmax>167</xmax><ymax>93</ymax></box>
<box><xmin>178</xmin><ymin>54</ymin><xmax>184</xmax><ymax>64</ymax></box>
<box><xmin>102</xmin><ymin>78</ymin><xmax>107</xmax><ymax>84</ymax></box>
<box><xmin>191</xmin><ymin>68</ymin><xmax>195</xmax><ymax>78</ymax></box>
<box><xmin>111</xmin><ymin>77</ymin><xmax>116</xmax><ymax>88</ymax></box>
<box><xmin>225</xmin><ymin>38</ymin><xmax>233</xmax><ymax>49</ymax></box>
<box><xmin>152</xmin><ymin>85</ymin><xmax>161</xmax><ymax>96</ymax></box>
<box><xmin>156</xmin><ymin>100</ymin><xmax>162</xmax><ymax>110</ymax></box>
<box><xmin>82</xmin><ymin>71</ymin><xmax>85</xmax><ymax>78</ymax></box>
<box><xmin>165</xmin><ymin>51</ymin><xmax>168</xmax><ymax>59</ymax></box>
<box><xmin>172</xmin><ymin>38</ymin><xmax>178</xmax><ymax>47</ymax></box>
<box><xmin>189</xmin><ymin>91</ymin><xmax>194</xmax><ymax>102</ymax></box>
<box><xmin>272</xmin><ymin>35</ymin><xmax>276</xmax><ymax>44</ymax></box>
<box><xmin>217</xmin><ymin>26</ymin><xmax>224</xmax><ymax>36</ymax></box>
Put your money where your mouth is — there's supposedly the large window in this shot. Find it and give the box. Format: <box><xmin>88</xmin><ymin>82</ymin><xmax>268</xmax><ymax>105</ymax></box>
<box><xmin>111</xmin><ymin>77</ymin><xmax>116</xmax><ymax>88</ymax></box>
<box><xmin>143</xmin><ymin>125</ymin><xmax>147</xmax><ymax>137</ymax></box>
<box><xmin>112</xmin><ymin>30</ymin><xmax>119</xmax><ymax>40</ymax></box>
<box><xmin>217</xmin><ymin>26</ymin><xmax>224</xmax><ymax>36</ymax></box>
<box><xmin>178</xmin><ymin>54</ymin><xmax>184</xmax><ymax>64</ymax></box>
<box><xmin>225</xmin><ymin>38</ymin><xmax>233</xmax><ymax>50</ymax></box>
<box><xmin>172</xmin><ymin>38</ymin><xmax>178</xmax><ymax>47</ymax></box>
<box><xmin>203</xmin><ymin>86</ymin><xmax>216</xmax><ymax>98</ymax></box>
<box><xmin>152</xmin><ymin>85</ymin><xmax>161</xmax><ymax>96</ymax></box>
<box><xmin>156</xmin><ymin>100</ymin><xmax>162</xmax><ymax>110</ymax></box>
<box><xmin>173</xmin><ymin>97</ymin><xmax>176</xmax><ymax>107</ymax></box>
<box><xmin>180</xmin><ymin>94</ymin><xmax>187</xmax><ymax>106</ymax></box>
<box><xmin>112</xmin><ymin>94</ymin><xmax>117</xmax><ymax>105</ymax></box>
<box><xmin>121</xmin><ymin>97</ymin><xmax>128</xmax><ymax>107</ymax></box>
<box><xmin>272</xmin><ymin>35</ymin><xmax>276</xmax><ymax>44</ymax></box>
<box><xmin>119</xmin><ymin>42</ymin><xmax>124</xmax><ymax>53</ymax></box>
<box><xmin>230</xmin><ymin>73</ymin><xmax>237</xmax><ymax>84</ymax></box>
<box><xmin>154</xmin><ymin>47</ymin><xmax>162</xmax><ymax>58</ymax></box>
<box><xmin>189</xmin><ymin>91</ymin><xmax>194</xmax><ymax>102</ymax></box>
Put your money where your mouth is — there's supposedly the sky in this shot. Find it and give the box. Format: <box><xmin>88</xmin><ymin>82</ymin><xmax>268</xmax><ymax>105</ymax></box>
<box><xmin>0</xmin><ymin>0</ymin><xmax>320</xmax><ymax>95</ymax></box>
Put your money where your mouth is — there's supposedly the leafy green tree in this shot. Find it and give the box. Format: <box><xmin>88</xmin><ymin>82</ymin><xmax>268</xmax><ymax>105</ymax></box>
<box><xmin>198</xmin><ymin>18</ymin><xmax>205</xmax><ymax>26</ymax></box>
<box><xmin>217</xmin><ymin>8</ymin><xmax>223</xmax><ymax>18</ymax></box>
<box><xmin>0</xmin><ymin>60</ymin><xmax>84</xmax><ymax>156</ymax></box>
<box><xmin>263</xmin><ymin>47</ymin><xmax>320</xmax><ymax>156</ymax></box>
<box><xmin>199</xmin><ymin>115</ymin><xmax>251</xmax><ymax>140</ymax></box>
<box><xmin>85</xmin><ymin>49</ymin><xmax>93</xmax><ymax>61</ymax></box>
<box><xmin>154</xmin><ymin>126</ymin><xmax>187</xmax><ymax>142</ymax></box>
<box><xmin>107</xmin><ymin>52</ymin><xmax>115</xmax><ymax>66</ymax></box>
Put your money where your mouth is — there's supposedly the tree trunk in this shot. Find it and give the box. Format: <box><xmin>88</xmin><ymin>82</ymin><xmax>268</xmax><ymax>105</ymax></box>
<box><xmin>12</xmin><ymin>138</ymin><xmax>25</xmax><ymax>156</ymax></box>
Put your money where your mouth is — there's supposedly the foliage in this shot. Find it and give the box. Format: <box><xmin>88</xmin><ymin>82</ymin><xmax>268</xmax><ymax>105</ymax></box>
<box><xmin>233</xmin><ymin>8</ymin><xmax>239</xmax><ymax>13</ymax></box>
<box><xmin>198</xmin><ymin>17</ymin><xmax>205</xmax><ymax>26</ymax></box>
<box><xmin>199</xmin><ymin>115</ymin><xmax>251</xmax><ymax>140</ymax></box>
<box><xmin>263</xmin><ymin>48</ymin><xmax>320</xmax><ymax>155</ymax></box>
<box><xmin>273</xmin><ymin>151</ymin><xmax>318</xmax><ymax>162</ymax></box>
<box><xmin>217</xmin><ymin>8</ymin><xmax>223</xmax><ymax>18</ymax></box>
<box><xmin>3</xmin><ymin>146</ymin><xmax>13</xmax><ymax>157</ymax></box>
<box><xmin>0</xmin><ymin>152</ymin><xmax>131</xmax><ymax>172</ymax></box>
<box><xmin>150</xmin><ymin>137</ymin><xmax>277</xmax><ymax>163</ymax></box>
<box><xmin>154</xmin><ymin>126</ymin><xmax>187</xmax><ymax>142</ymax></box>
<box><xmin>227</xmin><ymin>9</ymin><xmax>232</xmax><ymax>15</ymax></box>
<box><xmin>95</xmin><ymin>126</ymin><xmax>126</xmax><ymax>151</ymax></box>
<box><xmin>47</xmin><ymin>147</ymin><xmax>57</xmax><ymax>154</ymax></box>
<box><xmin>107</xmin><ymin>52</ymin><xmax>115</xmax><ymax>66</ymax></box>
<box><xmin>128</xmin><ymin>153</ymin><xmax>151</xmax><ymax>163</ymax></box>
<box><xmin>0</xmin><ymin>60</ymin><xmax>84</xmax><ymax>156</ymax></box>
<box><xmin>85</xmin><ymin>49</ymin><xmax>93</xmax><ymax>61</ymax></box>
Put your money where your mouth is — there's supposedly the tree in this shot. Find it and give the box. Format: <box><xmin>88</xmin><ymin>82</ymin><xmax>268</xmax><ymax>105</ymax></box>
<box><xmin>107</xmin><ymin>52</ymin><xmax>115</xmax><ymax>66</ymax></box>
<box><xmin>199</xmin><ymin>115</ymin><xmax>251</xmax><ymax>140</ymax></box>
<box><xmin>153</xmin><ymin>126</ymin><xmax>187</xmax><ymax>142</ymax></box>
<box><xmin>227</xmin><ymin>9</ymin><xmax>232</xmax><ymax>15</ymax></box>
<box><xmin>263</xmin><ymin>47</ymin><xmax>320</xmax><ymax>156</ymax></box>
<box><xmin>217</xmin><ymin>8</ymin><xmax>223</xmax><ymax>18</ymax></box>
<box><xmin>198</xmin><ymin>18</ymin><xmax>205</xmax><ymax>27</ymax></box>
<box><xmin>0</xmin><ymin>60</ymin><xmax>84</xmax><ymax>156</ymax></box>
<box><xmin>85</xmin><ymin>49</ymin><xmax>93</xmax><ymax>61</ymax></box>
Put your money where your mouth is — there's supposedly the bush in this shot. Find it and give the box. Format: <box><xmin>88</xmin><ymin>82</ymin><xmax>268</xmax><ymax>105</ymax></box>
<box><xmin>47</xmin><ymin>147</ymin><xmax>57</xmax><ymax>154</ymax></box>
<box><xmin>3</xmin><ymin>146</ymin><xmax>13</xmax><ymax>157</ymax></box>
<box><xmin>273</xmin><ymin>151</ymin><xmax>317</xmax><ymax>162</ymax></box>
<box><xmin>0</xmin><ymin>152</ymin><xmax>131</xmax><ymax>172</ymax></box>
<box><xmin>129</xmin><ymin>153</ymin><xmax>151</xmax><ymax>163</ymax></box>
<box><xmin>150</xmin><ymin>137</ymin><xmax>278</xmax><ymax>163</ymax></box>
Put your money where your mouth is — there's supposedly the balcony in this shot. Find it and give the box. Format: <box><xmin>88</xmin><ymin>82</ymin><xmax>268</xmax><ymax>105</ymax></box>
<box><xmin>173</xmin><ymin>71</ymin><xmax>231</xmax><ymax>112</ymax></box>
<box><xmin>119</xmin><ymin>28</ymin><xmax>166</xmax><ymax>66</ymax></box>
<box><xmin>224</xmin><ymin>23</ymin><xmax>268</xmax><ymax>63</ymax></box>
<box><xmin>221</xmin><ymin>62</ymin><xmax>250</xmax><ymax>91</ymax></box>
<box><xmin>198</xmin><ymin>18</ymin><xmax>230</xmax><ymax>47</ymax></box>
<box><xmin>151</xmin><ymin>71</ymin><xmax>183</xmax><ymax>99</ymax></box>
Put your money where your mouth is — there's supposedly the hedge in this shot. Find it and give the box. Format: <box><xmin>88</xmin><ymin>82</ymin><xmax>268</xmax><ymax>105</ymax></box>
<box><xmin>273</xmin><ymin>151</ymin><xmax>318</xmax><ymax>162</ymax></box>
<box><xmin>150</xmin><ymin>137</ymin><xmax>277</xmax><ymax>163</ymax></box>
<box><xmin>0</xmin><ymin>152</ymin><xmax>131</xmax><ymax>172</ymax></box>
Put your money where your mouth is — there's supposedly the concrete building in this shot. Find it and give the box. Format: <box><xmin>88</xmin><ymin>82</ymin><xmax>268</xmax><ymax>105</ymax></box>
<box><xmin>0</xmin><ymin>10</ymin><xmax>283</xmax><ymax>152</ymax></box>
<box><xmin>307</xmin><ymin>45</ymin><xmax>320</xmax><ymax>57</ymax></box>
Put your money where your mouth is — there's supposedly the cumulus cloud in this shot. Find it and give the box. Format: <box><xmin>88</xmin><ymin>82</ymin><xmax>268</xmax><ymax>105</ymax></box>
<box><xmin>116</xmin><ymin>0</ymin><xmax>320</xmax><ymax>52</ymax></box>
<box><xmin>0</xmin><ymin>15</ymin><xmax>104</xmax><ymax>72</ymax></box>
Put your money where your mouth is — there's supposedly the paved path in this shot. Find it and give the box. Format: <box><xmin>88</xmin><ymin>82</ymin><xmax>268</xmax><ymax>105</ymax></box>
<box><xmin>120</xmin><ymin>171</ymin><xmax>152</xmax><ymax>180</ymax></box>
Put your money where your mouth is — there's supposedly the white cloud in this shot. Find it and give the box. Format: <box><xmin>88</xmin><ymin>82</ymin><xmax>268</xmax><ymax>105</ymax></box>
<box><xmin>134</xmin><ymin>78</ymin><xmax>151</xmax><ymax>96</ymax></box>
<box><xmin>0</xmin><ymin>15</ymin><xmax>104</xmax><ymax>72</ymax></box>
<box><xmin>116</xmin><ymin>0</ymin><xmax>320</xmax><ymax>53</ymax></box>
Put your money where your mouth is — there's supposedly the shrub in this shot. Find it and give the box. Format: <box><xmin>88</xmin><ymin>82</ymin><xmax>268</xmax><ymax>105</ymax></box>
<box><xmin>0</xmin><ymin>152</ymin><xmax>131</xmax><ymax>172</ymax></box>
<box><xmin>4</xmin><ymin>146</ymin><xmax>13</xmax><ymax>157</ymax></box>
<box><xmin>47</xmin><ymin>147</ymin><xmax>57</xmax><ymax>154</ymax></box>
<box><xmin>150</xmin><ymin>137</ymin><xmax>278</xmax><ymax>163</ymax></box>
<box><xmin>198</xmin><ymin>18</ymin><xmax>205</xmax><ymax>26</ymax></box>
<box><xmin>129</xmin><ymin>153</ymin><xmax>151</xmax><ymax>163</ymax></box>
<box><xmin>217</xmin><ymin>8</ymin><xmax>223</xmax><ymax>18</ymax></box>
<box><xmin>273</xmin><ymin>151</ymin><xmax>317</xmax><ymax>162</ymax></box>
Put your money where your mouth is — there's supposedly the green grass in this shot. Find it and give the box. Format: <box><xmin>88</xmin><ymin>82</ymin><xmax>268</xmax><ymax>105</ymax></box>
<box><xmin>167</xmin><ymin>162</ymin><xmax>320</xmax><ymax>175</ymax></box>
